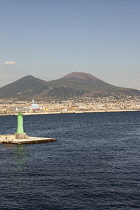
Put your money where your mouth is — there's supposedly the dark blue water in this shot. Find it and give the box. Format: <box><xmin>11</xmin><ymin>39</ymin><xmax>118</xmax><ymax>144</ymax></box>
<box><xmin>0</xmin><ymin>112</ymin><xmax>140</xmax><ymax>210</ymax></box>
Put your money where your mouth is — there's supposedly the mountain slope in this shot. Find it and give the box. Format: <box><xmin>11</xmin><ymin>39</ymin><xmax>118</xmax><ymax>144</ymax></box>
<box><xmin>47</xmin><ymin>72</ymin><xmax>140</xmax><ymax>95</ymax></box>
<box><xmin>47</xmin><ymin>86</ymin><xmax>88</xmax><ymax>99</ymax></box>
<box><xmin>47</xmin><ymin>72</ymin><xmax>112</xmax><ymax>91</ymax></box>
<box><xmin>0</xmin><ymin>75</ymin><xmax>49</xmax><ymax>98</ymax></box>
<box><xmin>0</xmin><ymin>72</ymin><xmax>139</xmax><ymax>99</ymax></box>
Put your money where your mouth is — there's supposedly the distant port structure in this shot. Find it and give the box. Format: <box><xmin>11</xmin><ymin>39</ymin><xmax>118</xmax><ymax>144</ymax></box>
<box><xmin>0</xmin><ymin>112</ymin><xmax>57</xmax><ymax>144</ymax></box>
<box><xmin>31</xmin><ymin>99</ymin><xmax>40</xmax><ymax>112</ymax></box>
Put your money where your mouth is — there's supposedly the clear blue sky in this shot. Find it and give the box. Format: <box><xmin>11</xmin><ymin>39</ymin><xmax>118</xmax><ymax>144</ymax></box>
<box><xmin>0</xmin><ymin>0</ymin><xmax>140</xmax><ymax>89</ymax></box>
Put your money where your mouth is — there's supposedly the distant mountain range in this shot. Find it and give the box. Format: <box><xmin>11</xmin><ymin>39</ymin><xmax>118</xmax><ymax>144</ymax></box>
<box><xmin>0</xmin><ymin>72</ymin><xmax>139</xmax><ymax>100</ymax></box>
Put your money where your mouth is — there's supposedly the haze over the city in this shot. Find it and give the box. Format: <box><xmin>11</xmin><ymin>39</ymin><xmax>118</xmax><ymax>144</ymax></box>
<box><xmin>0</xmin><ymin>0</ymin><xmax>140</xmax><ymax>89</ymax></box>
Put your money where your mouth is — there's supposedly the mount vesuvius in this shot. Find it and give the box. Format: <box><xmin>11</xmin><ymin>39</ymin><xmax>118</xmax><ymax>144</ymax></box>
<box><xmin>0</xmin><ymin>72</ymin><xmax>139</xmax><ymax>99</ymax></box>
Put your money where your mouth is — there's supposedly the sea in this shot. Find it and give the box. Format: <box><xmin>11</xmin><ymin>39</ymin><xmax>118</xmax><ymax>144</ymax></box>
<box><xmin>0</xmin><ymin>111</ymin><xmax>140</xmax><ymax>210</ymax></box>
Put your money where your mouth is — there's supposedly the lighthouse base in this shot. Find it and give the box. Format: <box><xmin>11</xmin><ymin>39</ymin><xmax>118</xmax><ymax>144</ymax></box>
<box><xmin>15</xmin><ymin>133</ymin><xmax>27</xmax><ymax>139</ymax></box>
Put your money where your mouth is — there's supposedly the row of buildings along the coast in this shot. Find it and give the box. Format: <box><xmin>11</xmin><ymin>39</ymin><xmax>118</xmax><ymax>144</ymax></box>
<box><xmin>0</xmin><ymin>95</ymin><xmax>140</xmax><ymax>114</ymax></box>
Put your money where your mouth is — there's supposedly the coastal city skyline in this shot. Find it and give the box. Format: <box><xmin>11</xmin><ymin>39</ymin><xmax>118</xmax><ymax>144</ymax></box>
<box><xmin>0</xmin><ymin>0</ymin><xmax>140</xmax><ymax>89</ymax></box>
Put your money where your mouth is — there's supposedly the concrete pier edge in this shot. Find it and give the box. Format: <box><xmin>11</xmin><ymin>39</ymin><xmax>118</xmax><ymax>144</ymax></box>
<box><xmin>0</xmin><ymin>135</ymin><xmax>57</xmax><ymax>144</ymax></box>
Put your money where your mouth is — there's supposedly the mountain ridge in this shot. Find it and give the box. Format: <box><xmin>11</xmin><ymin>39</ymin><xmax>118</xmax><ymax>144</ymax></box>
<box><xmin>0</xmin><ymin>72</ymin><xmax>139</xmax><ymax>99</ymax></box>
<box><xmin>0</xmin><ymin>75</ymin><xmax>49</xmax><ymax>99</ymax></box>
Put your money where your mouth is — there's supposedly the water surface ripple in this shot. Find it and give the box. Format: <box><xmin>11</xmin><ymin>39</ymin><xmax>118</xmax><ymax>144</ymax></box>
<box><xmin>0</xmin><ymin>112</ymin><xmax>140</xmax><ymax>209</ymax></box>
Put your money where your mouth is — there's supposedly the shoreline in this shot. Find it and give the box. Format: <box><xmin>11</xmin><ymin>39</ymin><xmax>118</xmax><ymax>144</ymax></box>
<box><xmin>0</xmin><ymin>109</ymin><xmax>139</xmax><ymax>116</ymax></box>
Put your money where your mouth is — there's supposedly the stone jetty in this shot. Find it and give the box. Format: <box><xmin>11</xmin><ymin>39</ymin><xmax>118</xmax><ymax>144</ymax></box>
<box><xmin>0</xmin><ymin>112</ymin><xmax>57</xmax><ymax>144</ymax></box>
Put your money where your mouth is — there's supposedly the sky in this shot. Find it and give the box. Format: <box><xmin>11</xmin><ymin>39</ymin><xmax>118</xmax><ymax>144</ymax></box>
<box><xmin>0</xmin><ymin>0</ymin><xmax>140</xmax><ymax>89</ymax></box>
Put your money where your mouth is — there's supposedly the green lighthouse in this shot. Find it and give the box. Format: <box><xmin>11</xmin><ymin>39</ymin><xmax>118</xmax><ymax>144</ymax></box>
<box><xmin>15</xmin><ymin>112</ymin><xmax>27</xmax><ymax>139</ymax></box>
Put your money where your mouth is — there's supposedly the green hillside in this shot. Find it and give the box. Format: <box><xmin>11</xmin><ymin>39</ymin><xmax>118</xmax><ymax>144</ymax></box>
<box><xmin>0</xmin><ymin>72</ymin><xmax>139</xmax><ymax>100</ymax></box>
